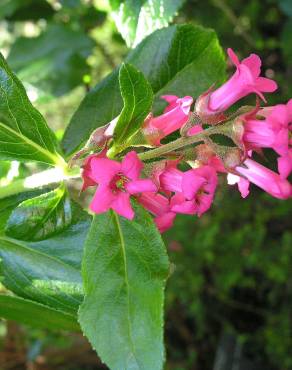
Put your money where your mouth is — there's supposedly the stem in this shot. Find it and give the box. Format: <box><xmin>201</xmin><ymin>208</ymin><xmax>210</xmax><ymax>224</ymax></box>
<box><xmin>138</xmin><ymin>125</ymin><xmax>219</xmax><ymax>161</ymax></box>
<box><xmin>0</xmin><ymin>167</ymin><xmax>80</xmax><ymax>200</ymax></box>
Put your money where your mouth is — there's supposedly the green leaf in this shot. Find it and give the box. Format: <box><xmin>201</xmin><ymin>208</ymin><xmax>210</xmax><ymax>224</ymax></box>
<box><xmin>111</xmin><ymin>63</ymin><xmax>153</xmax><ymax>154</ymax></box>
<box><xmin>62</xmin><ymin>24</ymin><xmax>226</xmax><ymax>156</ymax></box>
<box><xmin>6</xmin><ymin>186</ymin><xmax>74</xmax><ymax>241</ymax></box>
<box><xmin>109</xmin><ymin>0</ymin><xmax>185</xmax><ymax>47</ymax></box>
<box><xmin>0</xmin><ymin>189</ymin><xmax>49</xmax><ymax>235</ymax></box>
<box><xmin>0</xmin><ymin>52</ymin><xmax>62</xmax><ymax>165</ymax></box>
<box><xmin>0</xmin><ymin>209</ymin><xmax>90</xmax><ymax>314</ymax></box>
<box><xmin>78</xmin><ymin>203</ymin><xmax>170</xmax><ymax>370</ymax></box>
<box><xmin>7</xmin><ymin>24</ymin><xmax>94</xmax><ymax>97</ymax></box>
<box><xmin>0</xmin><ymin>0</ymin><xmax>55</xmax><ymax>21</ymax></box>
<box><xmin>0</xmin><ymin>294</ymin><xmax>79</xmax><ymax>331</ymax></box>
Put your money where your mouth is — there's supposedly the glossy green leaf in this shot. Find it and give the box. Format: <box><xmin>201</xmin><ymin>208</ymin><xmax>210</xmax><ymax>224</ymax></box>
<box><xmin>0</xmin><ymin>294</ymin><xmax>79</xmax><ymax>331</ymax></box>
<box><xmin>79</xmin><ymin>204</ymin><xmax>170</xmax><ymax>370</ymax></box>
<box><xmin>109</xmin><ymin>0</ymin><xmax>185</xmax><ymax>47</ymax></box>
<box><xmin>62</xmin><ymin>24</ymin><xmax>226</xmax><ymax>156</ymax></box>
<box><xmin>0</xmin><ymin>189</ymin><xmax>49</xmax><ymax>235</ymax></box>
<box><xmin>0</xmin><ymin>53</ymin><xmax>62</xmax><ymax>165</ymax></box>
<box><xmin>111</xmin><ymin>63</ymin><xmax>153</xmax><ymax>153</ymax></box>
<box><xmin>0</xmin><ymin>209</ymin><xmax>90</xmax><ymax>314</ymax></box>
<box><xmin>7</xmin><ymin>24</ymin><xmax>94</xmax><ymax>97</ymax></box>
<box><xmin>6</xmin><ymin>186</ymin><xmax>74</xmax><ymax>241</ymax></box>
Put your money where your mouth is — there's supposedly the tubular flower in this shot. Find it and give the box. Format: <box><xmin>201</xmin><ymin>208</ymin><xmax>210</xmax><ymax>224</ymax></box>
<box><xmin>195</xmin><ymin>48</ymin><xmax>277</xmax><ymax>121</ymax></box>
<box><xmin>159</xmin><ymin>164</ymin><xmax>218</xmax><ymax>216</ymax></box>
<box><xmin>242</xmin><ymin>102</ymin><xmax>292</xmax><ymax>155</ymax></box>
<box><xmin>142</xmin><ymin>95</ymin><xmax>193</xmax><ymax>145</ymax></box>
<box><xmin>278</xmin><ymin>149</ymin><xmax>292</xmax><ymax>179</ymax></box>
<box><xmin>137</xmin><ymin>192</ymin><xmax>184</xmax><ymax>233</ymax></box>
<box><xmin>231</xmin><ymin>158</ymin><xmax>292</xmax><ymax>200</ymax></box>
<box><xmin>84</xmin><ymin>151</ymin><xmax>157</xmax><ymax>219</ymax></box>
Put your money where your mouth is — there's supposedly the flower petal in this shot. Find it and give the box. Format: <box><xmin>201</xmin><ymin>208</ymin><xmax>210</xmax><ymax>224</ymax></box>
<box><xmin>155</xmin><ymin>212</ymin><xmax>176</xmax><ymax>233</ymax></box>
<box><xmin>121</xmin><ymin>151</ymin><xmax>143</xmax><ymax>180</ymax></box>
<box><xmin>90</xmin><ymin>185</ymin><xmax>115</xmax><ymax>214</ymax></box>
<box><xmin>90</xmin><ymin>157</ymin><xmax>121</xmax><ymax>184</ymax></box>
<box><xmin>111</xmin><ymin>192</ymin><xmax>134</xmax><ymax>220</ymax></box>
<box><xmin>125</xmin><ymin>179</ymin><xmax>157</xmax><ymax>195</ymax></box>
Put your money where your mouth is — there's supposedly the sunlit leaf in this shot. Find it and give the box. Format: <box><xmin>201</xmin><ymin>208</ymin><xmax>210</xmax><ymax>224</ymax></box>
<box><xmin>6</xmin><ymin>186</ymin><xmax>74</xmax><ymax>241</ymax></box>
<box><xmin>0</xmin><ymin>53</ymin><xmax>62</xmax><ymax>165</ymax></box>
<box><xmin>62</xmin><ymin>24</ymin><xmax>226</xmax><ymax>156</ymax></box>
<box><xmin>109</xmin><ymin>0</ymin><xmax>185</xmax><ymax>47</ymax></box>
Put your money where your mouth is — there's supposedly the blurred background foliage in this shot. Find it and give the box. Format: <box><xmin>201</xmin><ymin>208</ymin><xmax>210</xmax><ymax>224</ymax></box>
<box><xmin>0</xmin><ymin>0</ymin><xmax>292</xmax><ymax>369</ymax></box>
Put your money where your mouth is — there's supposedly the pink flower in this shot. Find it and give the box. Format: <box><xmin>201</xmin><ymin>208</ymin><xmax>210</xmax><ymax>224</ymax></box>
<box><xmin>159</xmin><ymin>164</ymin><xmax>218</xmax><ymax>216</ymax></box>
<box><xmin>243</xmin><ymin>102</ymin><xmax>292</xmax><ymax>155</ymax></box>
<box><xmin>86</xmin><ymin>151</ymin><xmax>157</xmax><ymax>219</ymax></box>
<box><xmin>137</xmin><ymin>192</ymin><xmax>183</xmax><ymax>233</ymax></box>
<box><xmin>278</xmin><ymin>149</ymin><xmax>292</xmax><ymax>179</ymax></box>
<box><xmin>196</xmin><ymin>48</ymin><xmax>277</xmax><ymax>119</ymax></box>
<box><xmin>142</xmin><ymin>95</ymin><xmax>193</xmax><ymax>145</ymax></box>
<box><xmin>81</xmin><ymin>152</ymin><xmax>106</xmax><ymax>192</ymax></box>
<box><xmin>231</xmin><ymin>158</ymin><xmax>292</xmax><ymax>199</ymax></box>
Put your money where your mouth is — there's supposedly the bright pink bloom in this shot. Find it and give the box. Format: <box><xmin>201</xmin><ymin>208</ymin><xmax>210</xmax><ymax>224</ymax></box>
<box><xmin>159</xmin><ymin>165</ymin><xmax>218</xmax><ymax>216</ymax></box>
<box><xmin>278</xmin><ymin>149</ymin><xmax>292</xmax><ymax>179</ymax></box>
<box><xmin>196</xmin><ymin>48</ymin><xmax>277</xmax><ymax>118</ymax></box>
<box><xmin>137</xmin><ymin>192</ymin><xmax>183</xmax><ymax>233</ymax></box>
<box><xmin>87</xmin><ymin>151</ymin><xmax>157</xmax><ymax>219</ymax></box>
<box><xmin>243</xmin><ymin>102</ymin><xmax>292</xmax><ymax>155</ymax></box>
<box><xmin>142</xmin><ymin>95</ymin><xmax>193</xmax><ymax>145</ymax></box>
<box><xmin>232</xmin><ymin>158</ymin><xmax>292</xmax><ymax>199</ymax></box>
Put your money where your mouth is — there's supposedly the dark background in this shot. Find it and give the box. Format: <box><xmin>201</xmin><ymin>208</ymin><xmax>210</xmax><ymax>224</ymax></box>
<box><xmin>0</xmin><ymin>0</ymin><xmax>292</xmax><ymax>369</ymax></box>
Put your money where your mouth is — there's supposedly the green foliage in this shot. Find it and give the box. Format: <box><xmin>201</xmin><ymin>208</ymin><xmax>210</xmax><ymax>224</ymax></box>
<box><xmin>79</xmin><ymin>204</ymin><xmax>170</xmax><ymax>370</ymax></box>
<box><xmin>0</xmin><ymin>294</ymin><xmax>79</xmax><ymax>331</ymax></box>
<box><xmin>7</xmin><ymin>24</ymin><xmax>94</xmax><ymax>97</ymax></box>
<box><xmin>6</xmin><ymin>186</ymin><xmax>74</xmax><ymax>241</ymax></box>
<box><xmin>109</xmin><ymin>0</ymin><xmax>185</xmax><ymax>47</ymax></box>
<box><xmin>0</xmin><ymin>189</ymin><xmax>49</xmax><ymax>235</ymax></box>
<box><xmin>110</xmin><ymin>63</ymin><xmax>153</xmax><ymax>154</ymax></box>
<box><xmin>0</xmin><ymin>53</ymin><xmax>61</xmax><ymax>165</ymax></box>
<box><xmin>0</xmin><ymin>206</ymin><xmax>90</xmax><ymax>313</ymax></box>
<box><xmin>62</xmin><ymin>23</ymin><xmax>226</xmax><ymax>156</ymax></box>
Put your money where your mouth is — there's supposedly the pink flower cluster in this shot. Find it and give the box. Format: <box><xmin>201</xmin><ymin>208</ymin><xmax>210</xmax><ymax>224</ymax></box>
<box><xmin>81</xmin><ymin>48</ymin><xmax>292</xmax><ymax>233</ymax></box>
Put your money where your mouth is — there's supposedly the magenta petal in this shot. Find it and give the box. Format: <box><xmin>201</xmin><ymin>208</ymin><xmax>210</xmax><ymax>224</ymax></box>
<box><xmin>121</xmin><ymin>151</ymin><xmax>143</xmax><ymax>180</ymax></box>
<box><xmin>278</xmin><ymin>153</ymin><xmax>292</xmax><ymax>179</ymax></box>
<box><xmin>161</xmin><ymin>95</ymin><xmax>178</xmax><ymax>113</ymax></box>
<box><xmin>255</xmin><ymin>77</ymin><xmax>278</xmax><ymax>92</ymax></box>
<box><xmin>242</xmin><ymin>54</ymin><xmax>261</xmax><ymax>77</ymax></box>
<box><xmin>182</xmin><ymin>170</ymin><xmax>206</xmax><ymax>200</ymax></box>
<box><xmin>111</xmin><ymin>192</ymin><xmax>134</xmax><ymax>220</ymax></box>
<box><xmin>90</xmin><ymin>157</ymin><xmax>121</xmax><ymax>184</ymax></box>
<box><xmin>90</xmin><ymin>185</ymin><xmax>115</xmax><ymax>214</ymax></box>
<box><xmin>125</xmin><ymin>179</ymin><xmax>157</xmax><ymax>195</ymax></box>
<box><xmin>237</xmin><ymin>177</ymin><xmax>250</xmax><ymax>198</ymax></box>
<box><xmin>172</xmin><ymin>200</ymin><xmax>196</xmax><ymax>215</ymax></box>
<box><xmin>227</xmin><ymin>48</ymin><xmax>240</xmax><ymax>67</ymax></box>
<box><xmin>155</xmin><ymin>212</ymin><xmax>176</xmax><ymax>233</ymax></box>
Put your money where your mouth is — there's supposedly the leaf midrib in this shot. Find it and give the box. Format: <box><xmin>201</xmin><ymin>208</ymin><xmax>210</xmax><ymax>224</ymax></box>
<box><xmin>0</xmin><ymin>121</ymin><xmax>59</xmax><ymax>164</ymax></box>
<box><xmin>112</xmin><ymin>211</ymin><xmax>140</xmax><ymax>368</ymax></box>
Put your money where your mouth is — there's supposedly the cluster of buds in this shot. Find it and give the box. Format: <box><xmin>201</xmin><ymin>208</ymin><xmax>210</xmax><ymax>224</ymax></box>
<box><xmin>80</xmin><ymin>48</ymin><xmax>292</xmax><ymax>233</ymax></box>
